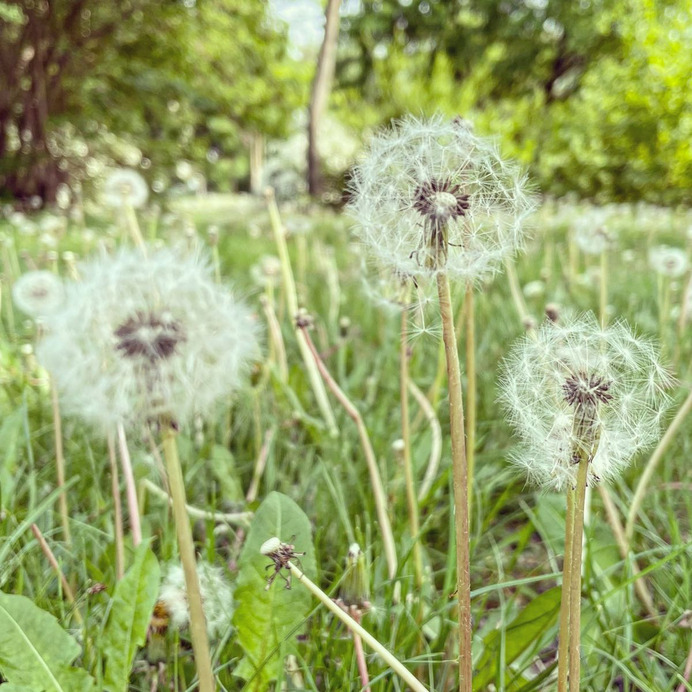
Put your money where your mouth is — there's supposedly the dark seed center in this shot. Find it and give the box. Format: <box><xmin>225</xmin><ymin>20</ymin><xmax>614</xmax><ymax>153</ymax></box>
<box><xmin>114</xmin><ymin>310</ymin><xmax>185</xmax><ymax>363</ymax></box>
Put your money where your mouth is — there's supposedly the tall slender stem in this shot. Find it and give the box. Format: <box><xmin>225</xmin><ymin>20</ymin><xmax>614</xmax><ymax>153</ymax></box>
<box><xmin>464</xmin><ymin>283</ymin><xmax>476</xmax><ymax>510</ymax></box>
<box><xmin>298</xmin><ymin>322</ymin><xmax>398</xmax><ymax>582</ymax></box>
<box><xmin>568</xmin><ymin>455</ymin><xmax>589</xmax><ymax>692</ymax></box>
<box><xmin>160</xmin><ymin>421</ymin><xmax>215</xmax><ymax>692</ymax></box>
<box><xmin>400</xmin><ymin>307</ymin><xmax>423</xmax><ymax>589</ymax></box>
<box><xmin>265</xmin><ymin>188</ymin><xmax>337</xmax><ymax>435</ymax></box>
<box><xmin>50</xmin><ymin>378</ymin><xmax>71</xmax><ymax>546</ymax></box>
<box><xmin>626</xmin><ymin>388</ymin><xmax>692</xmax><ymax>544</ymax></box>
<box><xmin>107</xmin><ymin>432</ymin><xmax>125</xmax><ymax>580</ymax></box>
<box><xmin>557</xmin><ymin>487</ymin><xmax>575</xmax><ymax>692</ymax></box>
<box><xmin>116</xmin><ymin>423</ymin><xmax>142</xmax><ymax>547</ymax></box>
<box><xmin>287</xmin><ymin>561</ymin><xmax>428</xmax><ymax>692</ymax></box>
<box><xmin>436</xmin><ymin>273</ymin><xmax>472</xmax><ymax>692</ymax></box>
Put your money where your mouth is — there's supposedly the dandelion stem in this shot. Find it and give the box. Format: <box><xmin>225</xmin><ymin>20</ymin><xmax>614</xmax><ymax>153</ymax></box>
<box><xmin>410</xmin><ymin>380</ymin><xmax>442</xmax><ymax>502</ymax></box>
<box><xmin>50</xmin><ymin>378</ymin><xmax>71</xmax><ymax>546</ymax></box>
<box><xmin>265</xmin><ymin>187</ymin><xmax>337</xmax><ymax>435</ymax></box>
<box><xmin>107</xmin><ymin>432</ymin><xmax>125</xmax><ymax>580</ymax></box>
<box><xmin>30</xmin><ymin>523</ymin><xmax>82</xmax><ymax>625</ymax></box>
<box><xmin>400</xmin><ymin>307</ymin><xmax>423</xmax><ymax>589</ymax></box>
<box><xmin>504</xmin><ymin>258</ymin><xmax>531</xmax><ymax>326</ymax></box>
<box><xmin>557</xmin><ymin>486</ymin><xmax>575</xmax><ymax>692</ymax></box>
<box><xmin>568</xmin><ymin>453</ymin><xmax>589</xmax><ymax>692</ymax></box>
<box><xmin>260</xmin><ymin>294</ymin><xmax>289</xmax><ymax>383</ymax></box>
<box><xmin>599</xmin><ymin>250</ymin><xmax>608</xmax><ymax>327</ymax></box>
<box><xmin>626</xmin><ymin>388</ymin><xmax>692</xmax><ymax>544</ymax></box>
<box><xmin>597</xmin><ymin>485</ymin><xmax>657</xmax><ymax>620</ymax></box>
<box><xmin>465</xmin><ymin>283</ymin><xmax>476</xmax><ymax>511</ymax></box>
<box><xmin>436</xmin><ymin>272</ymin><xmax>472</xmax><ymax>692</ymax></box>
<box><xmin>124</xmin><ymin>203</ymin><xmax>147</xmax><ymax>254</ymax></box>
<box><xmin>287</xmin><ymin>561</ymin><xmax>428</xmax><ymax>692</ymax></box>
<box><xmin>160</xmin><ymin>421</ymin><xmax>215</xmax><ymax>692</ymax></box>
<box><xmin>116</xmin><ymin>423</ymin><xmax>142</xmax><ymax>547</ymax></box>
<box><xmin>297</xmin><ymin>322</ymin><xmax>398</xmax><ymax>583</ymax></box>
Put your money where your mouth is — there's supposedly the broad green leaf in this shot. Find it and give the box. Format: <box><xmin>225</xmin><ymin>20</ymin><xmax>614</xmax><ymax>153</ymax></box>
<box><xmin>473</xmin><ymin>586</ymin><xmax>561</xmax><ymax>691</ymax></box>
<box><xmin>102</xmin><ymin>544</ymin><xmax>160</xmax><ymax>692</ymax></box>
<box><xmin>0</xmin><ymin>590</ymin><xmax>95</xmax><ymax>691</ymax></box>
<box><xmin>233</xmin><ymin>491</ymin><xmax>316</xmax><ymax>690</ymax></box>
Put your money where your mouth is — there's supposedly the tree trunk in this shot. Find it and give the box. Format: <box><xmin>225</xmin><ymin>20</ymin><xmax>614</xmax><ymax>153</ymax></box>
<box><xmin>307</xmin><ymin>0</ymin><xmax>342</xmax><ymax>197</ymax></box>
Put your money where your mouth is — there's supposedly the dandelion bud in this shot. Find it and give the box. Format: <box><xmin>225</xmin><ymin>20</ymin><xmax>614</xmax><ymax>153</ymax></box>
<box><xmin>339</xmin><ymin>543</ymin><xmax>370</xmax><ymax>609</ymax></box>
<box><xmin>545</xmin><ymin>303</ymin><xmax>560</xmax><ymax>323</ymax></box>
<box><xmin>339</xmin><ymin>316</ymin><xmax>351</xmax><ymax>340</ymax></box>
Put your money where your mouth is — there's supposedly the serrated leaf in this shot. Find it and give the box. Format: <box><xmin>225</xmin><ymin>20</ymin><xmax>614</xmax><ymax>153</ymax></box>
<box><xmin>0</xmin><ymin>590</ymin><xmax>95</xmax><ymax>691</ymax></box>
<box><xmin>102</xmin><ymin>544</ymin><xmax>160</xmax><ymax>692</ymax></box>
<box><xmin>232</xmin><ymin>492</ymin><xmax>315</xmax><ymax>690</ymax></box>
<box><xmin>473</xmin><ymin>586</ymin><xmax>561</xmax><ymax>691</ymax></box>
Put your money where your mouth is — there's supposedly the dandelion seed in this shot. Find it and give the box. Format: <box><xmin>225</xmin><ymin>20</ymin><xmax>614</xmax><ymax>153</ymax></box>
<box><xmin>37</xmin><ymin>247</ymin><xmax>259</xmax><ymax>432</ymax></box>
<box><xmin>348</xmin><ymin>114</ymin><xmax>536</xmax><ymax>282</ymax></box>
<box><xmin>499</xmin><ymin>313</ymin><xmax>673</xmax><ymax>491</ymax></box>
<box><xmin>157</xmin><ymin>562</ymin><xmax>233</xmax><ymax>640</ymax></box>
<box><xmin>12</xmin><ymin>270</ymin><xmax>65</xmax><ymax>318</ymax></box>
<box><xmin>103</xmin><ymin>168</ymin><xmax>149</xmax><ymax>209</ymax></box>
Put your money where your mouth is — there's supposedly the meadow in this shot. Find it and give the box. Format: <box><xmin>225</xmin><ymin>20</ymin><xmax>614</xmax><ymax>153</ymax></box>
<box><xmin>1</xmin><ymin>183</ymin><xmax>691</xmax><ymax>692</ymax></box>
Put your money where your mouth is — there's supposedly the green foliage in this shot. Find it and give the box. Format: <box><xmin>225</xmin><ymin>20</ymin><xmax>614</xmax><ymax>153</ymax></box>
<box><xmin>233</xmin><ymin>492</ymin><xmax>316</xmax><ymax>689</ymax></box>
<box><xmin>473</xmin><ymin>587</ymin><xmax>561</xmax><ymax>690</ymax></box>
<box><xmin>101</xmin><ymin>544</ymin><xmax>160</xmax><ymax>692</ymax></box>
<box><xmin>0</xmin><ymin>591</ymin><xmax>96</xmax><ymax>690</ymax></box>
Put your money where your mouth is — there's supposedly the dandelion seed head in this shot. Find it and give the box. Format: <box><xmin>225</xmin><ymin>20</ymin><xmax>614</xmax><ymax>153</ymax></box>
<box><xmin>12</xmin><ymin>270</ymin><xmax>65</xmax><ymax>318</ymax></box>
<box><xmin>37</xmin><ymin>246</ymin><xmax>260</xmax><ymax>432</ymax></box>
<box><xmin>499</xmin><ymin>313</ymin><xmax>673</xmax><ymax>491</ymax></box>
<box><xmin>103</xmin><ymin>168</ymin><xmax>149</xmax><ymax>209</ymax></box>
<box><xmin>572</xmin><ymin>209</ymin><xmax>615</xmax><ymax>255</ymax></box>
<box><xmin>158</xmin><ymin>562</ymin><xmax>233</xmax><ymax>640</ymax></box>
<box><xmin>348</xmin><ymin>114</ymin><xmax>536</xmax><ymax>282</ymax></box>
<box><xmin>649</xmin><ymin>245</ymin><xmax>688</xmax><ymax>278</ymax></box>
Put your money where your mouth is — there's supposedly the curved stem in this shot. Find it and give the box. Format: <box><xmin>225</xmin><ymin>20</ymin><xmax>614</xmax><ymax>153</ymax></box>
<box><xmin>626</xmin><ymin>388</ymin><xmax>692</xmax><ymax>544</ymax></box>
<box><xmin>401</xmin><ymin>308</ymin><xmax>423</xmax><ymax>589</ymax></box>
<box><xmin>298</xmin><ymin>323</ymin><xmax>398</xmax><ymax>582</ymax></box>
<box><xmin>436</xmin><ymin>273</ymin><xmax>472</xmax><ymax>692</ymax></box>
<box><xmin>409</xmin><ymin>380</ymin><xmax>442</xmax><ymax>501</ymax></box>
<box><xmin>287</xmin><ymin>561</ymin><xmax>428</xmax><ymax>692</ymax></box>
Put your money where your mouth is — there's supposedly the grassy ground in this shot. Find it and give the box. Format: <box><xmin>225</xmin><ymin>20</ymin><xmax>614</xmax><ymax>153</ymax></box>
<box><xmin>1</xmin><ymin>194</ymin><xmax>691</xmax><ymax>691</ymax></box>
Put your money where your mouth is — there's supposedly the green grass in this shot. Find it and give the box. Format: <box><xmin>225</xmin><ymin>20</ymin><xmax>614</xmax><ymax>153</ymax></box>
<box><xmin>1</xmin><ymin>195</ymin><xmax>691</xmax><ymax>691</ymax></box>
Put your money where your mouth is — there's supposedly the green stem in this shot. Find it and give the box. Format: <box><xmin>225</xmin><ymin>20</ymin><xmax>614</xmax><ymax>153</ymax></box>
<box><xmin>160</xmin><ymin>422</ymin><xmax>215</xmax><ymax>692</ymax></box>
<box><xmin>568</xmin><ymin>455</ymin><xmax>589</xmax><ymax>692</ymax></box>
<box><xmin>265</xmin><ymin>189</ymin><xmax>337</xmax><ymax>435</ymax></box>
<box><xmin>557</xmin><ymin>487</ymin><xmax>575</xmax><ymax>692</ymax></box>
<box><xmin>599</xmin><ymin>251</ymin><xmax>608</xmax><ymax>327</ymax></box>
<box><xmin>298</xmin><ymin>324</ymin><xmax>398</xmax><ymax>582</ymax></box>
<box><xmin>436</xmin><ymin>273</ymin><xmax>472</xmax><ymax>692</ymax></box>
<box><xmin>287</xmin><ymin>561</ymin><xmax>429</xmax><ymax>692</ymax></box>
<box><xmin>465</xmin><ymin>284</ymin><xmax>476</xmax><ymax>510</ymax></box>
<box><xmin>400</xmin><ymin>307</ymin><xmax>423</xmax><ymax>589</ymax></box>
<box><xmin>626</xmin><ymin>388</ymin><xmax>692</xmax><ymax>544</ymax></box>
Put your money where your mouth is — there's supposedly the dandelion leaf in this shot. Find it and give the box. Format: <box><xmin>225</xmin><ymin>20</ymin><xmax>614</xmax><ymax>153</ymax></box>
<box><xmin>102</xmin><ymin>544</ymin><xmax>160</xmax><ymax>692</ymax></box>
<box><xmin>233</xmin><ymin>491</ymin><xmax>315</xmax><ymax>689</ymax></box>
<box><xmin>0</xmin><ymin>590</ymin><xmax>96</xmax><ymax>691</ymax></box>
<box><xmin>472</xmin><ymin>586</ymin><xmax>561</xmax><ymax>691</ymax></box>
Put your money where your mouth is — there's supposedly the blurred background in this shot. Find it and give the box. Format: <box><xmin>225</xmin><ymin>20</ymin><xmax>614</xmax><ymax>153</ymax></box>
<box><xmin>0</xmin><ymin>0</ymin><xmax>690</xmax><ymax>209</ymax></box>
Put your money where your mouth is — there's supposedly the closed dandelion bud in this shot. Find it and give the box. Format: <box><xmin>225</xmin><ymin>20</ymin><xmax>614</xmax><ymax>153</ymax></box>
<box><xmin>499</xmin><ymin>312</ymin><xmax>674</xmax><ymax>491</ymax></box>
<box><xmin>339</xmin><ymin>543</ymin><xmax>370</xmax><ymax>609</ymax></box>
<box><xmin>545</xmin><ymin>303</ymin><xmax>560</xmax><ymax>323</ymax></box>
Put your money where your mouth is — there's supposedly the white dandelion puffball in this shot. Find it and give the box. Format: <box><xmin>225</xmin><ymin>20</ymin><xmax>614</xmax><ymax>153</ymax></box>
<box><xmin>158</xmin><ymin>562</ymin><xmax>233</xmax><ymax>640</ymax></box>
<box><xmin>12</xmin><ymin>271</ymin><xmax>65</xmax><ymax>318</ymax></box>
<box><xmin>649</xmin><ymin>245</ymin><xmax>688</xmax><ymax>278</ymax></box>
<box><xmin>348</xmin><ymin>114</ymin><xmax>536</xmax><ymax>282</ymax></box>
<box><xmin>37</xmin><ymin>247</ymin><xmax>259</xmax><ymax>432</ymax></box>
<box><xmin>572</xmin><ymin>209</ymin><xmax>614</xmax><ymax>255</ymax></box>
<box><xmin>103</xmin><ymin>168</ymin><xmax>149</xmax><ymax>208</ymax></box>
<box><xmin>499</xmin><ymin>313</ymin><xmax>673</xmax><ymax>492</ymax></box>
